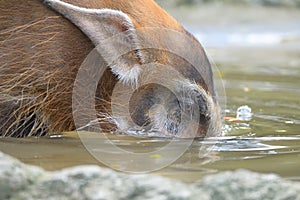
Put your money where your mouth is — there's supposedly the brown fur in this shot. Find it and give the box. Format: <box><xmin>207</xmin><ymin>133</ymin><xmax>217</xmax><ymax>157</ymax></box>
<box><xmin>0</xmin><ymin>0</ymin><xmax>220</xmax><ymax>137</ymax></box>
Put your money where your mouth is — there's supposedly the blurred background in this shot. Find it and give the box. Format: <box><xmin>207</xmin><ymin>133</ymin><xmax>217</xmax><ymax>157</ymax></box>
<box><xmin>155</xmin><ymin>0</ymin><xmax>300</xmax><ymax>51</ymax></box>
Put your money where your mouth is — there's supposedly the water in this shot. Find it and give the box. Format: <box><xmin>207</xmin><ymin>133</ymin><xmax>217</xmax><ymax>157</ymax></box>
<box><xmin>1</xmin><ymin>5</ymin><xmax>300</xmax><ymax>182</ymax></box>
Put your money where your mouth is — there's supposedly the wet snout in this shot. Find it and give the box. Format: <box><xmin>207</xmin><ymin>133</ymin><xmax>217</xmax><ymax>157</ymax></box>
<box><xmin>128</xmin><ymin>79</ymin><xmax>216</xmax><ymax>138</ymax></box>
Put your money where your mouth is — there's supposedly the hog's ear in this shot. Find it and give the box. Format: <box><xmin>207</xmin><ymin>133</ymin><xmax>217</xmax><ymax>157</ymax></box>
<box><xmin>44</xmin><ymin>0</ymin><xmax>144</xmax><ymax>86</ymax></box>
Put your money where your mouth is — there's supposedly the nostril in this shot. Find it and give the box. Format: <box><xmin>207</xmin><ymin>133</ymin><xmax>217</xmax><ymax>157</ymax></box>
<box><xmin>192</xmin><ymin>90</ymin><xmax>209</xmax><ymax>121</ymax></box>
<box><xmin>165</xmin><ymin>107</ymin><xmax>181</xmax><ymax>134</ymax></box>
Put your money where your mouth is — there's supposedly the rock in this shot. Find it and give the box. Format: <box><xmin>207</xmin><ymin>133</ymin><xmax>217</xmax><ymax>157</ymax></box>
<box><xmin>195</xmin><ymin>170</ymin><xmax>300</xmax><ymax>200</ymax></box>
<box><xmin>0</xmin><ymin>151</ymin><xmax>44</xmax><ymax>200</ymax></box>
<box><xmin>0</xmin><ymin>151</ymin><xmax>300</xmax><ymax>200</ymax></box>
<box><xmin>16</xmin><ymin>166</ymin><xmax>195</xmax><ymax>200</ymax></box>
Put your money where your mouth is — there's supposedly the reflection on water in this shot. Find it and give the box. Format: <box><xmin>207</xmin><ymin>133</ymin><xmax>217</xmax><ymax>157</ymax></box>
<box><xmin>1</xmin><ymin>4</ymin><xmax>300</xmax><ymax>183</ymax></box>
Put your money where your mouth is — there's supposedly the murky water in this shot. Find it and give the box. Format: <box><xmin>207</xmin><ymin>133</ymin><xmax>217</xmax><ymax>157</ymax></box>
<box><xmin>1</xmin><ymin>5</ymin><xmax>300</xmax><ymax>182</ymax></box>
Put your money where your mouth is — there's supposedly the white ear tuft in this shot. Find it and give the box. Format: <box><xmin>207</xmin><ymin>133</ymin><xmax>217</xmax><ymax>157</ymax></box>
<box><xmin>111</xmin><ymin>64</ymin><xmax>142</xmax><ymax>89</ymax></box>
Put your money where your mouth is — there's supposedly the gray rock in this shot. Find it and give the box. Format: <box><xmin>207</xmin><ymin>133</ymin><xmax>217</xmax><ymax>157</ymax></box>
<box><xmin>0</xmin><ymin>151</ymin><xmax>299</xmax><ymax>200</ymax></box>
<box><xmin>15</xmin><ymin>166</ymin><xmax>195</xmax><ymax>200</ymax></box>
<box><xmin>195</xmin><ymin>170</ymin><xmax>300</xmax><ymax>200</ymax></box>
<box><xmin>0</xmin><ymin>151</ymin><xmax>44</xmax><ymax>200</ymax></box>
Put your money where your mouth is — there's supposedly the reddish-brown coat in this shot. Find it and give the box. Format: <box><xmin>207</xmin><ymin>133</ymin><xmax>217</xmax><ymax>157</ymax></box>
<box><xmin>0</xmin><ymin>0</ymin><xmax>218</xmax><ymax>137</ymax></box>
